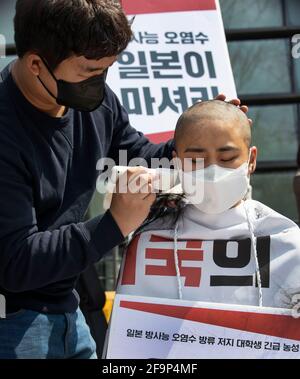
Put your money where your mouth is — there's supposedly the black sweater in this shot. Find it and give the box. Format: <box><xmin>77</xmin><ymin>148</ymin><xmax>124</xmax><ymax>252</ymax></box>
<box><xmin>0</xmin><ymin>63</ymin><xmax>174</xmax><ymax>314</ymax></box>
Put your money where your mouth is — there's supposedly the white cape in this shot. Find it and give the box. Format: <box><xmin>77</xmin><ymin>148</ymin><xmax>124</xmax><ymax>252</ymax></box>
<box><xmin>116</xmin><ymin>200</ymin><xmax>300</xmax><ymax>308</ymax></box>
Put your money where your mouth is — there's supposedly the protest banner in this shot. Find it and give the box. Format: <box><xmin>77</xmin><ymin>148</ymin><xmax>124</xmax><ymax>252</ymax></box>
<box><xmin>107</xmin><ymin>294</ymin><xmax>300</xmax><ymax>359</ymax></box>
<box><xmin>107</xmin><ymin>0</ymin><xmax>236</xmax><ymax>143</ymax></box>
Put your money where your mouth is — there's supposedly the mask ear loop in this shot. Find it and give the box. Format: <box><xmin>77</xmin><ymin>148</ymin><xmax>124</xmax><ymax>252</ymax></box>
<box><xmin>243</xmin><ymin>148</ymin><xmax>253</xmax><ymax>201</ymax></box>
<box><xmin>243</xmin><ymin>201</ymin><xmax>263</xmax><ymax>307</ymax></box>
<box><xmin>174</xmin><ymin>219</ymin><xmax>183</xmax><ymax>300</ymax></box>
<box><xmin>37</xmin><ymin>56</ymin><xmax>58</xmax><ymax>100</ymax></box>
<box><xmin>39</xmin><ymin>56</ymin><xmax>58</xmax><ymax>82</ymax></box>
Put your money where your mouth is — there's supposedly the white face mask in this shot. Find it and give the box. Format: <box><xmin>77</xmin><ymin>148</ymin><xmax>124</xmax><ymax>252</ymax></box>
<box><xmin>179</xmin><ymin>151</ymin><xmax>252</xmax><ymax>214</ymax></box>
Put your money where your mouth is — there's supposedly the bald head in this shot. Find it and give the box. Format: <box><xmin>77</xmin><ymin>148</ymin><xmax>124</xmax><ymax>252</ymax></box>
<box><xmin>174</xmin><ymin>100</ymin><xmax>251</xmax><ymax>150</ymax></box>
<box><xmin>173</xmin><ymin>99</ymin><xmax>257</xmax><ymax>175</ymax></box>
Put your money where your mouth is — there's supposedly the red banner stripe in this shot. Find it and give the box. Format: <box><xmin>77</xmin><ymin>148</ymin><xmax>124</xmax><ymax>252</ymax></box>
<box><xmin>150</xmin><ymin>235</ymin><xmax>174</xmax><ymax>243</ymax></box>
<box><xmin>187</xmin><ymin>241</ymin><xmax>203</xmax><ymax>249</ymax></box>
<box><xmin>120</xmin><ymin>300</ymin><xmax>300</xmax><ymax>341</ymax></box>
<box><xmin>121</xmin><ymin>234</ymin><xmax>141</xmax><ymax>285</ymax></box>
<box><xmin>149</xmin><ymin>236</ymin><xmax>203</xmax><ymax>247</ymax></box>
<box><xmin>121</xmin><ymin>0</ymin><xmax>216</xmax><ymax>15</ymax></box>
<box><xmin>146</xmin><ymin>130</ymin><xmax>174</xmax><ymax>144</ymax></box>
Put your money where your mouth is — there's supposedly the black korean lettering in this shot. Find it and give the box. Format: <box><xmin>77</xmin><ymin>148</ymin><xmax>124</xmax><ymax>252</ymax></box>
<box><xmin>164</xmin><ymin>32</ymin><xmax>179</xmax><ymax>44</ymax></box>
<box><xmin>150</xmin><ymin>51</ymin><xmax>182</xmax><ymax>79</ymax></box>
<box><xmin>210</xmin><ymin>237</ymin><xmax>271</xmax><ymax>288</ymax></box>
<box><xmin>133</xmin><ymin>32</ymin><xmax>159</xmax><ymax>44</ymax></box>
<box><xmin>184</xmin><ymin>52</ymin><xmax>205</xmax><ymax>78</ymax></box>
<box><xmin>211</xmin><ymin>275</ymin><xmax>253</xmax><ymax>286</ymax></box>
<box><xmin>121</xmin><ymin>88</ymin><xmax>142</xmax><ymax>115</ymax></box>
<box><xmin>205</xmin><ymin>51</ymin><xmax>216</xmax><ymax>78</ymax></box>
<box><xmin>143</xmin><ymin>87</ymin><xmax>155</xmax><ymax>116</ymax></box>
<box><xmin>158</xmin><ymin>87</ymin><xmax>188</xmax><ymax>114</ymax></box>
<box><xmin>190</xmin><ymin>87</ymin><xmax>209</xmax><ymax>103</ymax></box>
<box><xmin>210</xmin><ymin>239</ymin><xmax>253</xmax><ymax>286</ymax></box>
<box><xmin>190</xmin><ymin>87</ymin><xmax>220</xmax><ymax>103</ymax></box>
<box><xmin>213</xmin><ymin>239</ymin><xmax>252</xmax><ymax>268</ymax></box>
<box><xmin>118</xmin><ymin>51</ymin><xmax>149</xmax><ymax>79</ymax></box>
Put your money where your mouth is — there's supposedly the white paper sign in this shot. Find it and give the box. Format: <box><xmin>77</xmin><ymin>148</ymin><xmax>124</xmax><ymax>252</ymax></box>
<box><xmin>106</xmin><ymin>295</ymin><xmax>300</xmax><ymax>359</ymax></box>
<box><xmin>107</xmin><ymin>0</ymin><xmax>236</xmax><ymax>142</ymax></box>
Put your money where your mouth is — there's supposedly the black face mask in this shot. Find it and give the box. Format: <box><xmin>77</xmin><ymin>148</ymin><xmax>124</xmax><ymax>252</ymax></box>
<box><xmin>37</xmin><ymin>57</ymin><xmax>107</xmax><ymax>112</ymax></box>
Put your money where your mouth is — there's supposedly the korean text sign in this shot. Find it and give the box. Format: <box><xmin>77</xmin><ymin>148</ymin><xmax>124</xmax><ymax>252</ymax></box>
<box><xmin>107</xmin><ymin>0</ymin><xmax>237</xmax><ymax>143</ymax></box>
<box><xmin>107</xmin><ymin>295</ymin><xmax>300</xmax><ymax>359</ymax></box>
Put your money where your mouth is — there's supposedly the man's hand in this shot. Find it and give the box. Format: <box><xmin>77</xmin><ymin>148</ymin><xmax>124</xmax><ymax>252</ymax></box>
<box><xmin>110</xmin><ymin>167</ymin><xmax>156</xmax><ymax>237</ymax></box>
<box><xmin>215</xmin><ymin>93</ymin><xmax>253</xmax><ymax>126</ymax></box>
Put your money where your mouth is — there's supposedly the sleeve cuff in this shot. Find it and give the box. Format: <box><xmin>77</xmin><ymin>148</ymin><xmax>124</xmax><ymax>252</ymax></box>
<box><xmin>81</xmin><ymin>210</ymin><xmax>125</xmax><ymax>260</ymax></box>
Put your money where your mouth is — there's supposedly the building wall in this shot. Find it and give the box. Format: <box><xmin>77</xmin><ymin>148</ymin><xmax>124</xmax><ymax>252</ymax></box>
<box><xmin>219</xmin><ymin>0</ymin><xmax>300</xmax><ymax>222</ymax></box>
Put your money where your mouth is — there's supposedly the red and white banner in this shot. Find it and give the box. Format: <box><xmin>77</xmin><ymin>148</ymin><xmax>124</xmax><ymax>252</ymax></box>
<box><xmin>107</xmin><ymin>0</ymin><xmax>236</xmax><ymax>143</ymax></box>
<box><xmin>106</xmin><ymin>295</ymin><xmax>300</xmax><ymax>359</ymax></box>
<box><xmin>116</xmin><ymin>226</ymin><xmax>300</xmax><ymax>308</ymax></box>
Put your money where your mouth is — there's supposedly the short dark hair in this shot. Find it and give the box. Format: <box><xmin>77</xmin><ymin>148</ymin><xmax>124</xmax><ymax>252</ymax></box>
<box><xmin>14</xmin><ymin>0</ymin><xmax>132</xmax><ymax>69</ymax></box>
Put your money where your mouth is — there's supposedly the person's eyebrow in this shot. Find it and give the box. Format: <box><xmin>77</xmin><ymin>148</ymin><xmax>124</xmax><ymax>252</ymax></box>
<box><xmin>184</xmin><ymin>147</ymin><xmax>207</xmax><ymax>153</ymax></box>
<box><xmin>184</xmin><ymin>146</ymin><xmax>241</xmax><ymax>153</ymax></box>
<box><xmin>217</xmin><ymin>146</ymin><xmax>240</xmax><ymax>152</ymax></box>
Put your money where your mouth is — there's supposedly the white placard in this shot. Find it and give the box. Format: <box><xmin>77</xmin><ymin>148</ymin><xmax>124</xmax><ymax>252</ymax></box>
<box><xmin>107</xmin><ymin>0</ymin><xmax>236</xmax><ymax>141</ymax></box>
<box><xmin>106</xmin><ymin>295</ymin><xmax>300</xmax><ymax>359</ymax></box>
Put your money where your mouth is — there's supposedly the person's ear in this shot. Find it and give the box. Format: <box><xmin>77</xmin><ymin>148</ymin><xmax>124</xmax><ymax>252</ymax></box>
<box><xmin>25</xmin><ymin>54</ymin><xmax>43</xmax><ymax>77</ymax></box>
<box><xmin>248</xmin><ymin>146</ymin><xmax>257</xmax><ymax>175</ymax></box>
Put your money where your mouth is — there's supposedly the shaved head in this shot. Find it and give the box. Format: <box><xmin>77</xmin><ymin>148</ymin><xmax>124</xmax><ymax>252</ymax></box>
<box><xmin>173</xmin><ymin>99</ymin><xmax>257</xmax><ymax>177</ymax></box>
<box><xmin>174</xmin><ymin>100</ymin><xmax>251</xmax><ymax>150</ymax></box>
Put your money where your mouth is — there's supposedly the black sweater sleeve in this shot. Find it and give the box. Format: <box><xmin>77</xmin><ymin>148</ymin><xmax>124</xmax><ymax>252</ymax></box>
<box><xmin>0</xmin><ymin>129</ymin><xmax>125</xmax><ymax>293</ymax></box>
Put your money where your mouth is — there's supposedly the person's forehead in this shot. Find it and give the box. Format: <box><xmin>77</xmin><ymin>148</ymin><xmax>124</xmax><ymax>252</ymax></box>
<box><xmin>180</xmin><ymin>118</ymin><xmax>244</xmax><ymax>143</ymax></box>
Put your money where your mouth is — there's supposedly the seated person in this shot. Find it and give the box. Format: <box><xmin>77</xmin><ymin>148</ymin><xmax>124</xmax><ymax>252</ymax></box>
<box><xmin>116</xmin><ymin>100</ymin><xmax>300</xmax><ymax>309</ymax></box>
